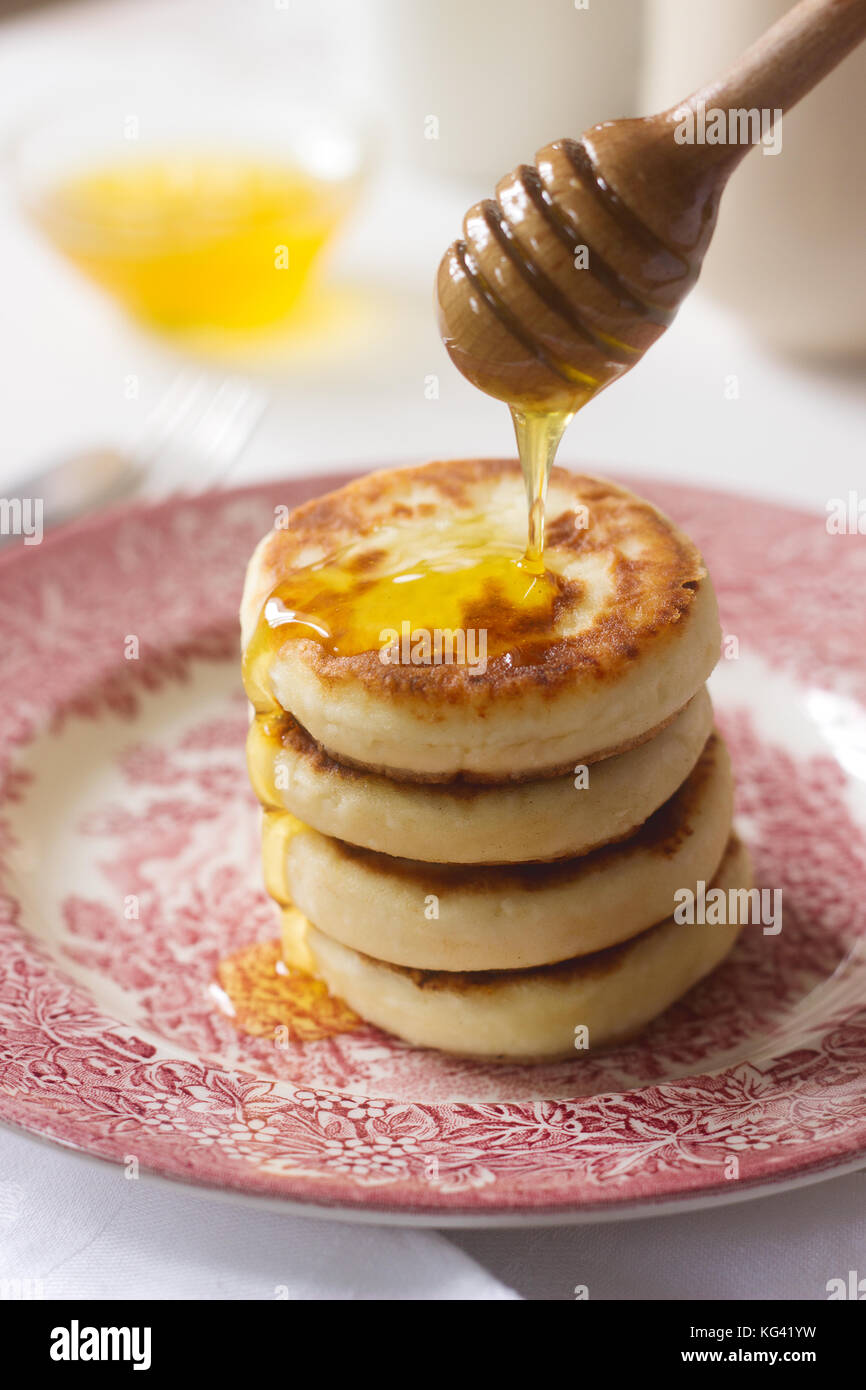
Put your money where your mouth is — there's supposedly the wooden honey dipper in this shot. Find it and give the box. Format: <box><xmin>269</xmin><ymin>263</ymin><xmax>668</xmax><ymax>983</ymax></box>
<box><xmin>437</xmin><ymin>0</ymin><xmax>866</xmax><ymax>414</ymax></box>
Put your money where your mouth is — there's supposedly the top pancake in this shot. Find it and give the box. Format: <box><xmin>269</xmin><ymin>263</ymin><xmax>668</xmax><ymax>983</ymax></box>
<box><xmin>241</xmin><ymin>458</ymin><xmax>720</xmax><ymax>781</ymax></box>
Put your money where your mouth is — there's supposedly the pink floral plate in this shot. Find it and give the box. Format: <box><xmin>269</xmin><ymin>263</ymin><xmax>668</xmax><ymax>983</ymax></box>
<box><xmin>1</xmin><ymin>471</ymin><xmax>865</xmax><ymax>1226</ymax></box>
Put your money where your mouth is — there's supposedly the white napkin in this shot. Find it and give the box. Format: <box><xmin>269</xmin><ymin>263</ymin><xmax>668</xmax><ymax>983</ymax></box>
<box><xmin>3</xmin><ymin>1123</ymin><xmax>863</xmax><ymax>1300</ymax></box>
<box><xmin>450</xmin><ymin>1171</ymin><xmax>866</xmax><ymax>1300</ymax></box>
<box><xmin>0</xmin><ymin>1127</ymin><xmax>517</xmax><ymax>1301</ymax></box>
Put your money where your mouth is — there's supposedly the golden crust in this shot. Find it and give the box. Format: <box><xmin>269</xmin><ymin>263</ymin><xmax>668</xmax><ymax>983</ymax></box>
<box><xmin>323</xmin><ymin>730</ymin><xmax>721</xmax><ymax>888</ymax></box>
<box><xmin>242</xmin><ymin>458</ymin><xmax>708</xmax><ymax>704</ymax></box>
<box><xmin>349</xmin><ymin>823</ymin><xmax>741</xmax><ymax>996</ymax></box>
<box><xmin>265</xmin><ymin>698</ymin><xmax>689</xmax><ymax>786</ymax></box>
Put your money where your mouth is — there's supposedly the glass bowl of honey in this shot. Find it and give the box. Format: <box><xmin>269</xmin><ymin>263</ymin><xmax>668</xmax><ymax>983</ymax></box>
<box><xmin>9</xmin><ymin>81</ymin><xmax>371</xmax><ymax>333</ymax></box>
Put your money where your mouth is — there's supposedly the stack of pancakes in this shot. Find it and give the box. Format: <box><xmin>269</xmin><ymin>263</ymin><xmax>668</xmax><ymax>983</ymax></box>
<box><xmin>240</xmin><ymin>459</ymin><xmax>749</xmax><ymax>1062</ymax></box>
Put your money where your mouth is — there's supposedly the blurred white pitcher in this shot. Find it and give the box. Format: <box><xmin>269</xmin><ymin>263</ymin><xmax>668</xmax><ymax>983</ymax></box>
<box><xmin>642</xmin><ymin>0</ymin><xmax>866</xmax><ymax>356</ymax></box>
<box><xmin>370</xmin><ymin>0</ymin><xmax>643</xmax><ymax>184</ymax></box>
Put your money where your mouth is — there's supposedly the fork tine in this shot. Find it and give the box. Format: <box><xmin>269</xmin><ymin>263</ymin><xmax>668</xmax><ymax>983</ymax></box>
<box><xmin>135</xmin><ymin>371</ymin><xmax>209</xmax><ymax>465</ymax></box>
<box><xmin>188</xmin><ymin>380</ymin><xmax>247</xmax><ymax>459</ymax></box>
<box><xmin>139</xmin><ymin>375</ymin><xmax>268</xmax><ymax>500</ymax></box>
<box><xmin>192</xmin><ymin>385</ymin><xmax>269</xmax><ymax>491</ymax></box>
<box><xmin>136</xmin><ymin>374</ymin><xmax>216</xmax><ymax>496</ymax></box>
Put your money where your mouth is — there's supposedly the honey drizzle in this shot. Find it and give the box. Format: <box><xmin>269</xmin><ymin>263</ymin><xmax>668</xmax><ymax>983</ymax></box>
<box><xmin>235</xmin><ymin>276</ymin><xmax>615</xmax><ymax>1046</ymax></box>
<box><xmin>241</xmin><ymin>533</ymin><xmax>565</xmax><ymax>700</ymax></box>
<box><xmin>237</xmin><ymin>439</ymin><xmax>583</xmax><ymax>1037</ymax></box>
<box><xmin>510</xmin><ymin>407</ymin><xmax>574</xmax><ymax>564</ymax></box>
<box><xmin>221</xmin><ymin>116</ymin><xmax>676</xmax><ymax>1043</ymax></box>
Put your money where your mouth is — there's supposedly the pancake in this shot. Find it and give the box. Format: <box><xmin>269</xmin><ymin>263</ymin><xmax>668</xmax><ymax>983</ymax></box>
<box><xmin>281</xmin><ymin>835</ymin><xmax>750</xmax><ymax>1061</ymax></box>
<box><xmin>241</xmin><ymin>459</ymin><xmax>721</xmax><ymax>781</ymax></box>
<box><xmin>248</xmin><ymin>685</ymin><xmax>712</xmax><ymax>865</ymax></box>
<box><xmin>270</xmin><ymin>731</ymin><xmax>733</xmax><ymax>972</ymax></box>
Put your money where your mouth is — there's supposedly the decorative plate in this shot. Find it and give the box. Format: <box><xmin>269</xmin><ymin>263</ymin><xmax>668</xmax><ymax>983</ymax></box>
<box><xmin>1</xmin><ymin>472</ymin><xmax>865</xmax><ymax>1225</ymax></box>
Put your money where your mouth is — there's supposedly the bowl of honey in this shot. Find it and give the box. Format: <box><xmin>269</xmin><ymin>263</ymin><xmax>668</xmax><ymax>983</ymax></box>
<box><xmin>9</xmin><ymin>82</ymin><xmax>371</xmax><ymax>333</ymax></box>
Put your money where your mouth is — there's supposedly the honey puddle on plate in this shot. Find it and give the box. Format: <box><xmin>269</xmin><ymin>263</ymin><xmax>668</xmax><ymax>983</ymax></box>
<box><xmin>214</xmin><ymin>939</ymin><xmax>360</xmax><ymax>1043</ymax></box>
<box><xmin>215</xmin><ymin>811</ymin><xmax>360</xmax><ymax>1042</ymax></box>
<box><xmin>214</xmin><ymin>810</ymin><xmax>360</xmax><ymax>1043</ymax></box>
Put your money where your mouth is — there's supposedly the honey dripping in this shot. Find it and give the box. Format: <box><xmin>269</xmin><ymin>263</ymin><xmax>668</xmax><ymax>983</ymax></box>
<box><xmin>244</xmin><ymin>527</ymin><xmax>561</xmax><ymax>720</ymax></box>
<box><xmin>510</xmin><ymin>407</ymin><xmax>573</xmax><ymax>565</ymax></box>
<box><xmin>214</xmin><ymin>788</ymin><xmax>360</xmax><ymax>1040</ymax></box>
<box><xmin>251</xmin><ymin>404</ymin><xmax>611</xmax><ymax>704</ymax></box>
<box><xmin>238</xmin><ymin>364</ymin><xmax>603</xmax><ymax>1042</ymax></box>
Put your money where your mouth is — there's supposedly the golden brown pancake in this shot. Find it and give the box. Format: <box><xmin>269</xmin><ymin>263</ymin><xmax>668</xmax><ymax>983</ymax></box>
<box><xmin>247</xmin><ymin>685</ymin><xmax>713</xmax><ymax>864</ymax></box>
<box><xmin>270</xmin><ymin>731</ymin><xmax>733</xmax><ymax>972</ymax></box>
<box><xmin>281</xmin><ymin>835</ymin><xmax>750</xmax><ymax>1061</ymax></box>
<box><xmin>241</xmin><ymin>459</ymin><xmax>721</xmax><ymax>781</ymax></box>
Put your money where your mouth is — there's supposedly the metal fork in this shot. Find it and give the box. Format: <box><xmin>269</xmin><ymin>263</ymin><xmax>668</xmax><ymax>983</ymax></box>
<box><xmin>136</xmin><ymin>372</ymin><xmax>269</xmax><ymax>499</ymax></box>
<box><xmin>1</xmin><ymin>372</ymin><xmax>269</xmax><ymax>543</ymax></box>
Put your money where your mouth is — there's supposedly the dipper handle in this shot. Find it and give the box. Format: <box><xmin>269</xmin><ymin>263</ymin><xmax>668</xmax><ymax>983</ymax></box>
<box><xmin>436</xmin><ymin>0</ymin><xmax>866</xmax><ymax>412</ymax></box>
